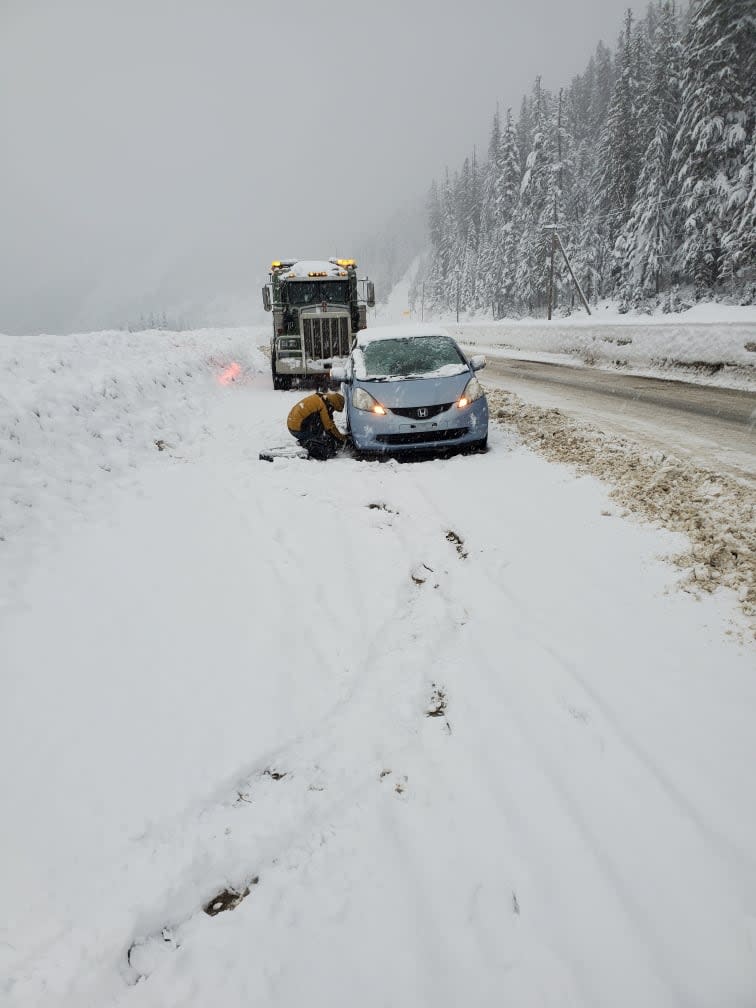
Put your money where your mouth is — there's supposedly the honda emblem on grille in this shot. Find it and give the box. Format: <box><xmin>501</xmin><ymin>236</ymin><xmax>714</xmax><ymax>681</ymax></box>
<box><xmin>417</xmin><ymin>407</ymin><xmax>429</xmax><ymax>418</ymax></box>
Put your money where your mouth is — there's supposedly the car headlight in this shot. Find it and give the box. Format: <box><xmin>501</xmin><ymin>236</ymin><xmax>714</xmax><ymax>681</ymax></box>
<box><xmin>456</xmin><ymin>377</ymin><xmax>484</xmax><ymax>408</ymax></box>
<box><xmin>352</xmin><ymin>387</ymin><xmax>387</xmax><ymax>414</ymax></box>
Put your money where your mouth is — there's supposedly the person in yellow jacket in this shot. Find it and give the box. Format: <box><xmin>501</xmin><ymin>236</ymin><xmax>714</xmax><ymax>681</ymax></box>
<box><xmin>287</xmin><ymin>391</ymin><xmax>347</xmax><ymax>460</ymax></box>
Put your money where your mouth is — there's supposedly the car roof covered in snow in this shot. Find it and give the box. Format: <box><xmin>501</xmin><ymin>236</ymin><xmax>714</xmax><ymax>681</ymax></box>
<box><xmin>281</xmin><ymin>260</ymin><xmax>350</xmax><ymax>279</ymax></box>
<box><xmin>356</xmin><ymin>324</ymin><xmax>450</xmax><ymax>347</ymax></box>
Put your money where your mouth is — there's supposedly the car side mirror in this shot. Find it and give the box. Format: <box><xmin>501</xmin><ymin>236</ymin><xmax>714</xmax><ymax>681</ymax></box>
<box><xmin>330</xmin><ymin>365</ymin><xmax>347</xmax><ymax>382</ymax></box>
<box><xmin>366</xmin><ymin>281</ymin><xmax>375</xmax><ymax>308</ymax></box>
<box><xmin>262</xmin><ymin>285</ymin><xmax>271</xmax><ymax>312</ymax></box>
<box><xmin>470</xmin><ymin>354</ymin><xmax>486</xmax><ymax>371</ymax></box>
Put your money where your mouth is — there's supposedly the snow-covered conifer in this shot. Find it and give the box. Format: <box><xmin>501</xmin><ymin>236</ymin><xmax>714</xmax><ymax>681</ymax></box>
<box><xmin>672</xmin><ymin>0</ymin><xmax>755</xmax><ymax>293</ymax></box>
<box><xmin>620</xmin><ymin>2</ymin><xmax>682</xmax><ymax>296</ymax></box>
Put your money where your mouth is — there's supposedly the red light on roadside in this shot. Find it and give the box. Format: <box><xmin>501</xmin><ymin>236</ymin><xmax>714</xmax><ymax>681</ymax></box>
<box><xmin>219</xmin><ymin>362</ymin><xmax>241</xmax><ymax>385</ymax></box>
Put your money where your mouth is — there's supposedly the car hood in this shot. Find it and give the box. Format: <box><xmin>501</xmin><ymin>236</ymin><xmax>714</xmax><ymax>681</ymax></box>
<box><xmin>353</xmin><ymin>373</ymin><xmax>472</xmax><ymax>409</ymax></box>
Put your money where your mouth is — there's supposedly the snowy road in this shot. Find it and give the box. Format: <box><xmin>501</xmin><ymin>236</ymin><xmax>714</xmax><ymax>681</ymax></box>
<box><xmin>2</xmin><ymin>331</ymin><xmax>756</xmax><ymax>1007</ymax></box>
<box><xmin>482</xmin><ymin>357</ymin><xmax>756</xmax><ymax>484</ymax></box>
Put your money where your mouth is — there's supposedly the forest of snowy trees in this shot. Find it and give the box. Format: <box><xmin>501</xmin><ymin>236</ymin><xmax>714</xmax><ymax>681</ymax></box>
<box><xmin>415</xmin><ymin>0</ymin><xmax>755</xmax><ymax>317</ymax></box>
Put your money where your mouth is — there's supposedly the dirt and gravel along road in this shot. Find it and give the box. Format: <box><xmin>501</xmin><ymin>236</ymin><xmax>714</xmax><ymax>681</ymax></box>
<box><xmin>487</xmin><ymin>384</ymin><xmax>756</xmax><ymax>625</ymax></box>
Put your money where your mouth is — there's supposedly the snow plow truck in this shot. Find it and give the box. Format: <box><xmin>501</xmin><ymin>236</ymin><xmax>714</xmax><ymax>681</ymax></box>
<box><xmin>262</xmin><ymin>258</ymin><xmax>375</xmax><ymax>390</ymax></box>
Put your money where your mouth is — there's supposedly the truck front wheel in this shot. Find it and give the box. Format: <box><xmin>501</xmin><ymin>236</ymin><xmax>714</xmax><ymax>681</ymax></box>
<box><xmin>272</xmin><ymin>367</ymin><xmax>292</xmax><ymax>391</ymax></box>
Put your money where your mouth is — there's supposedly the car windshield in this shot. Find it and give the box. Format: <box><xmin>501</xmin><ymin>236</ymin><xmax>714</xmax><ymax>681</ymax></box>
<box><xmin>361</xmin><ymin>336</ymin><xmax>467</xmax><ymax>379</ymax></box>
<box><xmin>285</xmin><ymin>281</ymin><xmax>348</xmax><ymax>306</ymax></box>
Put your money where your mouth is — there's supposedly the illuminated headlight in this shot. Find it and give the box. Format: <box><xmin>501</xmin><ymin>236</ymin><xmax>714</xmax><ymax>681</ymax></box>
<box><xmin>352</xmin><ymin>387</ymin><xmax>387</xmax><ymax>414</ymax></box>
<box><xmin>456</xmin><ymin>377</ymin><xmax>484</xmax><ymax>409</ymax></box>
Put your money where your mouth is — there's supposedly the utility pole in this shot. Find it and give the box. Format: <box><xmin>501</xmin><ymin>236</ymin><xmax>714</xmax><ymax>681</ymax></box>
<box><xmin>548</xmin><ymin>89</ymin><xmax>564</xmax><ymax>322</ymax></box>
<box><xmin>554</xmin><ymin>230</ymin><xmax>592</xmax><ymax>316</ymax></box>
<box><xmin>547</xmin><ymin>196</ymin><xmax>557</xmax><ymax>320</ymax></box>
<box><xmin>556</xmin><ymin>88</ymin><xmax>563</xmax><ymax>191</ymax></box>
<box><xmin>421</xmin><ymin>281</ymin><xmax>425</xmax><ymax>321</ymax></box>
<box><xmin>456</xmin><ymin>272</ymin><xmax>460</xmax><ymax>324</ymax></box>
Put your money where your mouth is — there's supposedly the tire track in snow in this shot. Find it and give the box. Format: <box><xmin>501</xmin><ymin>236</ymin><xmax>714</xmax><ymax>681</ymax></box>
<box><xmin>450</xmin><ymin>554</ymin><xmax>755</xmax><ymax>1005</ymax></box>
<box><xmin>469</xmin><ymin>633</ymin><xmax>689</xmax><ymax>1006</ymax></box>
<box><xmin>378</xmin><ymin>471</ymin><xmax>637</xmax><ymax>1005</ymax></box>
<box><xmin>411</xmin><ymin>447</ymin><xmax>756</xmax><ymax>884</ymax></box>
<box><xmin>488</xmin><ymin>572</ymin><xmax>756</xmax><ymax>883</ymax></box>
<box><xmin>116</xmin><ymin>468</ymin><xmax>471</xmax><ymax>990</ymax></box>
<box><xmin>380</xmin><ymin>464</ymin><xmax>754</xmax><ymax>1005</ymax></box>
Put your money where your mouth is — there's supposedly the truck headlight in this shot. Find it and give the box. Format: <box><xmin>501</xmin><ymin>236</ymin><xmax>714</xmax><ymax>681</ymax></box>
<box><xmin>352</xmin><ymin>387</ymin><xmax>387</xmax><ymax>414</ymax></box>
<box><xmin>456</xmin><ymin>377</ymin><xmax>483</xmax><ymax>409</ymax></box>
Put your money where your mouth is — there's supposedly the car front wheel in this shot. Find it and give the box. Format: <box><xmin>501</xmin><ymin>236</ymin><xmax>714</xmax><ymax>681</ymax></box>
<box><xmin>465</xmin><ymin>436</ymin><xmax>488</xmax><ymax>454</ymax></box>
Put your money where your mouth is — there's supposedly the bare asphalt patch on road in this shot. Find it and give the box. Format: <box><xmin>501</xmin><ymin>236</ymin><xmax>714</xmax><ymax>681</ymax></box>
<box><xmin>483</xmin><ymin>357</ymin><xmax>756</xmax><ymax>484</ymax></box>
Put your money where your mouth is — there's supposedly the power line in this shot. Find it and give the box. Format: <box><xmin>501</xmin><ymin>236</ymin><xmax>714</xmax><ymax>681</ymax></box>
<box><xmin>548</xmin><ymin>198</ymin><xmax>681</xmax><ymax>232</ymax></box>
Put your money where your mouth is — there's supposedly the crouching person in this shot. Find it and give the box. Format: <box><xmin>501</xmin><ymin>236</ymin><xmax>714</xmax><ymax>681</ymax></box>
<box><xmin>287</xmin><ymin>391</ymin><xmax>347</xmax><ymax>460</ymax></box>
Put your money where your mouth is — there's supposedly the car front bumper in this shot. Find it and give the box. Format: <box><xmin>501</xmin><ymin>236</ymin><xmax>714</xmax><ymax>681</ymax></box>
<box><xmin>348</xmin><ymin>397</ymin><xmax>488</xmax><ymax>453</ymax></box>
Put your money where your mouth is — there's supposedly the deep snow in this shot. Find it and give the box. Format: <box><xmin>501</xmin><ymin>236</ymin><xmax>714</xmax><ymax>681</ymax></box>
<box><xmin>2</xmin><ymin>327</ymin><xmax>755</xmax><ymax>1007</ymax></box>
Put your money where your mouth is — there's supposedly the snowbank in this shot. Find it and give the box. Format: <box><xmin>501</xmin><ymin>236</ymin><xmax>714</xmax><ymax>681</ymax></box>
<box><xmin>0</xmin><ymin>327</ymin><xmax>267</xmax><ymax>600</ymax></box>
<box><xmin>440</xmin><ymin>305</ymin><xmax>756</xmax><ymax>389</ymax></box>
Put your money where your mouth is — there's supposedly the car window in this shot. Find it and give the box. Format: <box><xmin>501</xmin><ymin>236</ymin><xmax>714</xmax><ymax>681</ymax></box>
<box><xmin>361</xmin><ymin>336</ymin><xmax>467</xmax><ymax>378</ymax></box>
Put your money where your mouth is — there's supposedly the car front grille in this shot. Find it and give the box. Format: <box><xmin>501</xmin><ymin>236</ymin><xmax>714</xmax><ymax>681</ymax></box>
<box><xmin>390</xmin><ymin>403</ymin><xmax>453</xmax><ymax>420</ymax></box>
<box><xmin>302</xmin><ymin>315</ymin><xmax>350</xmax><ymax>360</ymax></box>
<box><xmin>375</xmin><ymin>428</ymin><xmax>469</xmax><ymax>446</ymax></box>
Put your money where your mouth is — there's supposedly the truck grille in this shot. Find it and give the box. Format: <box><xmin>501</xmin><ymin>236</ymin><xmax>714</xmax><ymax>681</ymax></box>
<box><xmin>302</xmin><ymin>315</ymin><xmax>350</xmax><ymax>360</ymax></box>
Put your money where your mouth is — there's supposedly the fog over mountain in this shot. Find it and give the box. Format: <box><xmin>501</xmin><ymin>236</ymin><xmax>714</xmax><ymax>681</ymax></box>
<box><xmin>1</xmin><ymin>0</ymin><xmax>641</xmax><ymax>335</ymax></box>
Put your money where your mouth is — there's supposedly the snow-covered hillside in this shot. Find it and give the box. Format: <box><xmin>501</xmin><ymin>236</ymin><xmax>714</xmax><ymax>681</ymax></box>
<box><xmin>2</xmin><ymin>327</ymin><xmax>755</xmax><ymax>1007</ymax></box>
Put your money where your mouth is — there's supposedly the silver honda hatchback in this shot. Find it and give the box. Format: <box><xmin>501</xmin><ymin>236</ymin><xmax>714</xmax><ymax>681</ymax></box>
<box><xmin>331</xmin><ymin>325</ymin><xmax>488</xmax><ymax>455</ymax></box>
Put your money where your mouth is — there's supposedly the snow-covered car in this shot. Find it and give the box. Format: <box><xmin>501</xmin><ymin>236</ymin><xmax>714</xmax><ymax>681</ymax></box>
<box><xmin>330</xmin><ymin>325</ymin><xmax>488</xmax><ymax>455</ymax></box>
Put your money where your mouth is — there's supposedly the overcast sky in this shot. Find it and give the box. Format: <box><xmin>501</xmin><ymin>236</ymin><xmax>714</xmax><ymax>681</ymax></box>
<box><xmin>1</xmin><ymin>0</ymin><xmax>640</xmax><ymax>335</ymax></box>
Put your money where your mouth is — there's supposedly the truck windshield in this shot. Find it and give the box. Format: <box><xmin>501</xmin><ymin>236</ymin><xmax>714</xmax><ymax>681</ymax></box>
<box><xmin>362</xmin><ymin>336</ymin><xmax>468</xmax><ymax>379</ymax></box>
<box><xmin>285</xmin><ymin>281</ymin><xmax>348</xmax><ymax>306</ymax></box>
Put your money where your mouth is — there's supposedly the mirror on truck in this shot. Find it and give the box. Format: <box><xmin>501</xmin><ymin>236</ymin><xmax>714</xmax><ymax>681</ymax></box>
<box><xmin>330</xmin><ymin>365</ymin><xmax>347</xmax><ymax>383</ymax></box>
<box><xmin>366</xmin><ymin>281</ymin><xmax>375</xmax><ymax>308</ymax></box>
<box><xmin>261</xmin><ymin>285</ymin><xmax>271</xmax><ymax>312</ymax></box>
<box><xmin>470</xmin><ymin>354</ymin><xmax>487</xmax><ymax>372</ymax></box>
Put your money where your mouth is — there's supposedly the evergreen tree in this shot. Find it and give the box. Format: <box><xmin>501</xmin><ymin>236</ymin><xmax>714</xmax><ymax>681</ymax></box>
<box><xmin>515</xmin><ymin>77</ymin><xmax>556</xmax><ymax>309</ymax></box>
<box><xmin>621</xmin><ymin>1</ymin><xmax>682</xmax><ymax>296</ymax></box>
<box><xmin>478</xmin><ymin>109</ymin><xmax>503</xmax><ymax>313</ymax></box>
<box><xmin>497</xmin><ymin>109</ymin><xmax>524</xmax><ymax>312</ymax></box>
<box><xmin>589</xmin><ymin>41</ymin><xmax>615</xmax><ymax>141</ymax></box>
<box><xmin>672</xmin><ymin>0</ymin><xmax>755</xmax><ymax>292</ymax></box>
<box><xmin>480</xmin><ymin>108</ymin><xmax>522</xmax><ymax>314</ymax></box>
<box><xmin>595</xmin><ymin>12</ymin><xmax>646</xmax><ymax>245</ymax></box>
<box><xmin>515</xmin><ymin>93</ymin><xmax>533</xmax><ymax>174</ymax></box>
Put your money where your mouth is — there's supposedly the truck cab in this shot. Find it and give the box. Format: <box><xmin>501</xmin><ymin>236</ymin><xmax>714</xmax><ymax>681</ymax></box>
<box><xmin>262</xmin><ymin>258</ymin><xmax>375</xmax><ymax>390</ymax></box>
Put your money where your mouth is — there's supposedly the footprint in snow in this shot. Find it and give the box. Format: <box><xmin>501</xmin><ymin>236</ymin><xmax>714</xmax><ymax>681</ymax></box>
<box><xmin>445</xmin><ymin>530</ymin><xmax>468</xmax><ymax>559</ymax></box>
